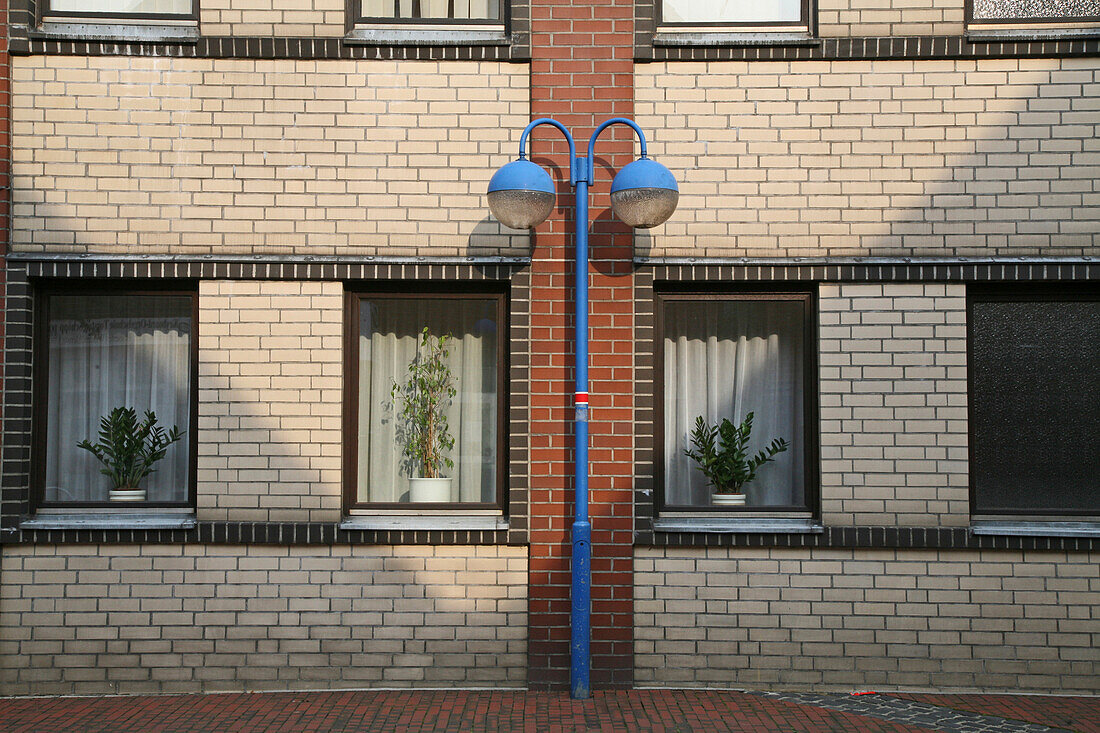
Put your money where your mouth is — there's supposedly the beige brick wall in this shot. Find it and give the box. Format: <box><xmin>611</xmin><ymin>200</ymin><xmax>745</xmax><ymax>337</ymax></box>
<box><xmin>11</xmin><ymin>57</ymin><xmax>528</xmax><ymax>256</ymax></box>
<box><xmin>819</xmin><ymin>283</ymin><xmax>969</xmax><ymax>526</ymax></box>
<box><xmin>197</xmin><ymin>280</ymin><xmax>343</xmax><ymax>523</ymax></box>
<box><xmin>636</xmin><ymin>58</ymin><xmax>1100</xmax><ymax>258</ymax></box>
<box><xmin>635</xmin><ymin>547</ymin><xmax>1100</xmax><ymax>693</ymax></box>
<box><xmin>0</xmin><ymin>544</ymin><xmax>527</xmax><ymax>695</ymax></box>
<box><xmin>818</xmin><ymin>0</ymin><xmax>965</xmax><ymax>37</ymax></box>
<box><xmin>200</xmin><ymin>0</ymin><xmax>345</xmax><ymax>37</ymax></box>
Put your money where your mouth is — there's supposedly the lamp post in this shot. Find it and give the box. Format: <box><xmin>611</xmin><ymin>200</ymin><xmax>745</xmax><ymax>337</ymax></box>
<box><xmin>487</xmin><ymin>118</ymin><xmax>678</xmax><ymax>700</ymax></box>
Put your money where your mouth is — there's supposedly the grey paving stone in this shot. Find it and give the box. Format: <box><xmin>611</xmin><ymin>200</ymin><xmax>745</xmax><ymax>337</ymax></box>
<box><xmin>749</xmin><ymin>691</ymin><xmax>1072</xmax><ymax>733</ymax></box>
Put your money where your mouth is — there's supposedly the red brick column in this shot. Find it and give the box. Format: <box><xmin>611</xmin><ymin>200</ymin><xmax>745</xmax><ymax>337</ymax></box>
<box><xmin>526</xmin><ymin>0</ymin><xmax>636</xmax><ymax>690</ymax></box>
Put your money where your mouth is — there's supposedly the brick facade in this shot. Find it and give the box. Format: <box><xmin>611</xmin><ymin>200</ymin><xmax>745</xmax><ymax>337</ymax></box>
<box><xmin>200</xmin><ymin>0</ymin><xmax>345</xmax><ymax>38</ymax></box>
<box><xmin>636</xmin><ymin>59</ymin><xmax>1100</xmax><ymax>259</ymax></box>
<box><xmin>197</xmin><ymin>280</ymin><xmax>343</xmax><ymax>523</ymax></box>
<box><xmin>0</xmin><ymin>544</ymin><xmax>526</xmax><ymax>695</ymax></box>
<box><xmin>11</xmin><ymin>58</ymin><xmax>528</xmax><ymax>256</ymax></box>
<box><xmin>636</xmin><ymin>547</ymin><xmax>1099</xmax><ymax>693</ymax></box>
<box><xmin>818</xmin><ymin>283</ymin><xmax>969</xmax><ymax>527</ymax></box>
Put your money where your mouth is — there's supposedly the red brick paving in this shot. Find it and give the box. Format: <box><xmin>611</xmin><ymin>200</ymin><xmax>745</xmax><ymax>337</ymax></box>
<box><xmin>889</xmin><ymin>692</ymin><xmax>1100</xmax><ymax>733</ymax></box>
<box><xmin>0</xmin><ymin>689</ymin><xmax>936</xmax><ymax>733</ymax></box>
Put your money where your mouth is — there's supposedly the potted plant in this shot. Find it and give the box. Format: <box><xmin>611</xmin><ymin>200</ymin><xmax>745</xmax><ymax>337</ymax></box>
<box><xmin>683</xmin><ymin>412</ymin><xmax>789</xmax><ymax>506</ymax></box>
<box><xmin>391</xmin><ymin>327</ymin><xmax>457</xmax><ymax>503</ymax></box>
<box><xmin>77</xmin><ymin>406</ymin><xmax>184</xmax><ymax>502</ymax></box>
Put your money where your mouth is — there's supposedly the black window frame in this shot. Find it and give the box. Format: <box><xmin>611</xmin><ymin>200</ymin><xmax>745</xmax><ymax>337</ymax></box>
<box><xmin>353</xmin><ymin>0</ymin><xmax>507</xmax><ymax>26</ymax></box>
<box><xmin>31</xmin><ymin>282</ymin><xmax>200</xmax><ymax>511</ymax></box>
<box><xmin>41</xmin><ymin>0</ymin><xmax>198</xmax><ymax>22</ymax></box>
<box><xmin>965</xmin><ymin>0</ymin><xmax>1100</xmax><ymax>25</ymax></box>
<box><xmin>343</xmin><ymin>283</ymin><xmax>509</xmax><ymax>513</ymax></box>
<box><xmin>655</xmin><ymin>286</ymin><xmax>819</xmax><ymax>515</ymax></box>
<box><xmin>658</xmin><ymin>0</ymin><xmax>813</xmax><ymax>28</ymax></box>
<box><xmin>967</xmin><ymin>284</ymin><xmax>1100</xmax><ymax>518</ymax></box>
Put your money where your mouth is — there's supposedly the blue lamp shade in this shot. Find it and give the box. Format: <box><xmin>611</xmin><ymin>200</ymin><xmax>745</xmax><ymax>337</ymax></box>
<box><xmin>610</xmin><ymin>158</ymin><xmax>679</xmax><ymax>229</ymax></box>
<box><xmin>487</xmin><ymin>159</ymin><xmax>556</xmax><ymax>230</ymax></box>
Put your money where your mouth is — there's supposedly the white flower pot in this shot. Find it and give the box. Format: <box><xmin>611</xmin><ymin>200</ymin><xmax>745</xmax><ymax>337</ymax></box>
<box><xmin>109</xmin><ymin>489</ymin><xmax>147</xmax><ymax>502</ymax></box>
<box><xmin>409</xmin><ymin>477</ymin><xmax>453</xmax><ymax>503</ymax></box>
<box><xmin>712</xmin><ymin>492</ymin><xmax>746</xmax><ymax>507</ymax></box>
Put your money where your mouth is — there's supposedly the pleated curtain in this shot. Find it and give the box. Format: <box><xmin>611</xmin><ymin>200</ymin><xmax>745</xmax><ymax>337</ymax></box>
<box><xmin>662</xmin><ymin>0</ymin><xmax>802</xmax><ymax>23</ymax></box>
<box><xmin>47</xmin><ymin>0</ymin><xmax>191</xmax><ymax>13</ymax></box>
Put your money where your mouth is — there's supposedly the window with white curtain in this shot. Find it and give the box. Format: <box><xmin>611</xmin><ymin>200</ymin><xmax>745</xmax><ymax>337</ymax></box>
<box><xmin>349</xmin><ymin>293</ymin><xmax>503</xmax><ymax>507</ymax></box>
<box><xmin>659</xmin><ymin>292</ymin><xmax>813</xmax><ymax>511</ymax></box>
<box><xmin>38</xmin><ymin>292</ymin><xmax>194</xmax><ymax>506</ymax></box>
<box><xmin>358</xmin><ymin>0</ymin><xmax>502</xmax><ymax>22</ymax></box>
<box><xmin>661</xmin><ymin>0</ymin><xmax>806</xmax><ymax>25</ymax></box>
<box><xmin>46</xmin><ymin>0</ymin><xmax>193</xmax><ymax>16</ymax></box>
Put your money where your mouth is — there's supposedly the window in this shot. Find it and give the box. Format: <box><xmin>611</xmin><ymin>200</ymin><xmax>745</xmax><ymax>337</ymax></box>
<box><xmin>34</xmin><ymin>288</ymin><xmax>196</xmax><ymax>507</ymax></box>
<box><xmin>968</xmin><ymin>0</ymin><xmax>1100</xmax><ymax>24</ymax></box>
<box><xmin>968</xmin><ymin>288</ymin><xmax>1100</xmax><ymax>517</ymax></box>
<box><xmin>658</xmin><ymin>290</ymin><xmax>816</xmax><ymax>512</ymax></box>
<box><xmin>661</xmin><ymin>0</ymin><xmax>810</xmax><ymax>26</ymax></box>
<box><xmin>356</xmin><ymin>0</ymin><xmax>504</xmax><ymax>24</ymax></box>
<box><xmin>346</xmin><ymin>290</ymin><xmax>505</xmax><ymax>510</ymax></box>
<box><xmin>44</xmin><ymin>0</ymin><xmax>194</xmax><ymax>18</ymax></box>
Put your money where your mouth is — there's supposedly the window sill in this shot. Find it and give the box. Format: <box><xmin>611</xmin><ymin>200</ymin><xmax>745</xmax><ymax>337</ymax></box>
<box><xmin>970</xmin><ymin>520</ymin><xmax>1100</xmax><ymax>538</ymax></box>
<box><xmin>344</xmin><ymin>25</ymin><xmax>510</xmax><ymax>46</ymax></box>
<box><xmin>33</xmin><ymin>20</ymin><xmax>199</xmax><ymax>44</ymax></box>
<box><xmin>653</xmin><ymin>516</ymin><xmax>823</xmax><ymax>534</ymax></box>
<box><xmin>339</xmin><ymin>514</ymin><xmax>508</xmax><ymax>531</ymax></box>
<box><xmin>966</xmin><ymin>25</ymin><xmax>1100</xmax><ymax>42</ymax></box>
<box><xmin>653</xmin><ymin>29</ymin><xmax>817</xmax><ymax>47</ymax></box>
<box><xmin>20</xmin><ymin>513</ymin><xmax>197</xmax><ymax>531</ymax></box>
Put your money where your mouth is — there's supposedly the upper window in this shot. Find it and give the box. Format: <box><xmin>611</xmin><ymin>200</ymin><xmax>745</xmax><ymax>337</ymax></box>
<box><xmin>968</xmin><ymin>0</ymin><xmax>1100</xmax><ymax>24</ymax></box>
<box><xmin>44</xmin><ymin>0</ymin><xmax>194</xmax><ymax>18</ymax></box>
<box><xmin>658</xmin><ymin>290</ymin><xmax>816</xmax><ymax>513</ymax></box>
<box><xmin>968</xmin><ymin>288</ymin><xmax>1100</xmax><ymax>517</ymax></box>
<box><xmin>357</xmin><ymin>0</ymin><xmax>504</xmax><ymax>24</ymax></box>
<box><xmin>346</xmin><ymin>290</ymin><xmax>505</xmax><ymax>510</ymax></box>
<box><xmin>34</xmin><ymin>289</ymin><xmax>196</xmax><ymax>508</ymax></box>
<box><xmin>661</xmin><ymin>0</ymin><xmax>809</xmax><ymax>26</ymax></box>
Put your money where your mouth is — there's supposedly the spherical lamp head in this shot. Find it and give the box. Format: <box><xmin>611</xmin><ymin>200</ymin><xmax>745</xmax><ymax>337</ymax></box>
<box><xmin>487</xmin><ymin>159</ymin><xmax>556</xmax><ymax>230</ymax></box>
<box><xmin>610</xmin><ymin>158</ymin><xmax>679</xmax><ymax>229</ymax></box>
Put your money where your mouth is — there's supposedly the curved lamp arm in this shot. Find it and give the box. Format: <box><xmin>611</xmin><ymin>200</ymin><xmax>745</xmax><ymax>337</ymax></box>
<box><xmin>585</xmin><ymin>117</ymin><xmax>648</xmax><ymax>184</ymax></box>
<box><xmin>519</xmin><ymin>117</ymin><xmax>576</xmax><ymax>161</ymax></box>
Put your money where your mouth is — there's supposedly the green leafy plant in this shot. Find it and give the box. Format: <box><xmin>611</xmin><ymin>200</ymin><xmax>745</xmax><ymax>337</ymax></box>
<box><xmin>76</xmin><ymin>406</ymin><xmax>184</xmax><ymax>491</ymax></box>
<box><xmin>391</xmin><ymin>327</ymin><xmax>457</xmax><ymax>479</ymax></box>
<box><xmin>683</xmin><ymin>412</ymin><xmax>789</xmax><ymax>495</ymax></box>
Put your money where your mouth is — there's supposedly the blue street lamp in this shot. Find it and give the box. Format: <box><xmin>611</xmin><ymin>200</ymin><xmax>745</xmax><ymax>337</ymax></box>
<box><xmin>487</xmin><ymin>118</ymin><xmax>678</xmax><ymax>700</ymax></box>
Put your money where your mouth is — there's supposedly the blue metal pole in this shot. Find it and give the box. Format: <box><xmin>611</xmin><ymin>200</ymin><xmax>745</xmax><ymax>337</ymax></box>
<box><xmin>570</xmin><ymin>162</ymin><xmax>591</xmax><ymax>700</ymax></box>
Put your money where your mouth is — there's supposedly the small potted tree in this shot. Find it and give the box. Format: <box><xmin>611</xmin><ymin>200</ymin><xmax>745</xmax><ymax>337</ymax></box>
<box><xmin>77</xmin><ymin>406</ymin><xmax>184</xmax><ymax>502</ymax></box>
<box><xmin>391</xmin><ymin>327</ymin><xmax>457</xmax><ymax>503</ymax></box>
<box><xmin>683</xmin><ymin>412</ymin><xmax>789</xmax><ymax>506</ymax></box>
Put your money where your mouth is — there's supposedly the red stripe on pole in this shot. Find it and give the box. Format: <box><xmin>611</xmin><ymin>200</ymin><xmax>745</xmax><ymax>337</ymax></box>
<box><xmin>575</xmin><ymin>392</ymin><xmax>589</xmax><ymax>403</ymax></box>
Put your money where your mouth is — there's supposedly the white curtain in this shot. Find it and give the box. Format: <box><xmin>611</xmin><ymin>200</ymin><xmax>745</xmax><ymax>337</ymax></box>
<box><xmin>663</xmin><ymin>0</ymin><xmax>802</xmax><ymax>23</ymax></box>
<box><xmin>48</xmin><ymin>0</ymin><xmax>191</xmax><ymax>13</ymax></box>
<box><xmin>664</xmin><ymin>299</ymin><xmax>804</xmax><ymax>508</ymax></box>
<box><xmin>45</xmin><ymin>296</ymin><xmax>191</xmax><ymax>503</ymax></box>
<box><xmin>358</xmin><ymin>298</ymin><xmax>498</xmax><ymax>504</ymax></box>
<box><xmin>367</xmin><ymin>0</ymin><xmax>496</xmax><ymax>19</ymax></box>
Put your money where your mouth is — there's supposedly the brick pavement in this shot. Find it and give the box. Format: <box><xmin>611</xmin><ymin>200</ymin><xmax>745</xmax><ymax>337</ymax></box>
<box><xmin>1</xmin><ymin>689</ymin><xmax>1098</xmax><ymax>733</ymax></box>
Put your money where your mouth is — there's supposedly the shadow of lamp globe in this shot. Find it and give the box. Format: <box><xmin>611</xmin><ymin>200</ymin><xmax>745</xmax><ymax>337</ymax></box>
<box><xmin>486</xmin><ymin>117</ymin><xmax>678</xmax><ymax>700</ymax></box>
